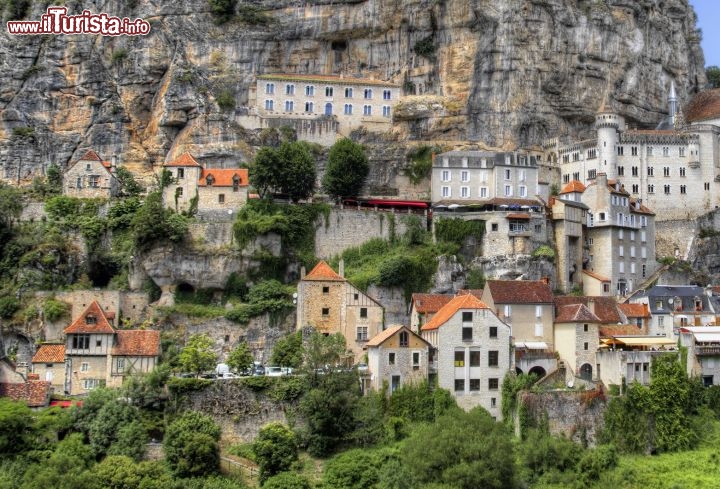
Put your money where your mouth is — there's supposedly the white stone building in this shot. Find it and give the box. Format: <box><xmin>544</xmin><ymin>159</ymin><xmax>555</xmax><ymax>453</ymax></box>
<box><xmin>365</xmin><ymin>325</ymin><xmax>431</xmax><ymax>393</ymax></box>
<box><xmin>679</xmin><ymin>326</ymin><xmax>720</xmax><ymax>386</ymax></box>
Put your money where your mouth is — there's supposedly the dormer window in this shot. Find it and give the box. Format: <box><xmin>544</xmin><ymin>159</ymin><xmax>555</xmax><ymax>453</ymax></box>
<box><xmin>232</xmin><ymin>175</ymin><xmax>240</xmax><ymax>191</ymax></box>
<box><xmin>695</xmin><ymin>298</ymin><xmax>703</xmax><ymax>311</ymax></box>
<box><xmin>206</xmin><ymin>174</ymin><xmax>215</xmax><ymax>186</ymax></box>
<box><xmin>86</xmin><ymin>314</ymin><xmax>97</xmax><ymax>324</ymax></box>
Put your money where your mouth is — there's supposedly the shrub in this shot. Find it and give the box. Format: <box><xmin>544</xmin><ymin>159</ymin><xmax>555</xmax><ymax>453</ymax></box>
<box><xmin>43</xmin><ymin>298</ymin><xmax>69</xmax><ymax>322</ymax></box>
<box><xmin>164</xmin><ymin>411</ymin><xmax>221</xmax><ymax>477</ymax></box>
<box><xmin>111</xmin><ymin>49</ymin><xmax>128</xmax><ymax>64</ymax></box>
<box><xmin>434</xmin><ymin>217</ymin><xmax>484</xmax><ymax>248</ymax></box>
<box><xmin>413</xmin><ymin>36</ymin><xmax>436</xmax><ymax>60</ymax></box>
<box><xmin>215</xmin><ymin>88</ymin><xmax>235</xmax><ymax>110</ymax></box>
<box><xmin>532</xmin><ymin>245</ymin><xmax>555</xmax><ymax>262</ymax></box>
<box><xmin>252</xmin><ymin>422</ymin><xmax>298</xmax><ymax>483</ymax></box>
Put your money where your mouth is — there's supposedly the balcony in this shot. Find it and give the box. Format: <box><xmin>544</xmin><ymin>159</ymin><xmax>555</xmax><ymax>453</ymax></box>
<box><xmin>695</xmin><ymin>345</ymin><xmax>720</xmax><ymax>356</ymax></box>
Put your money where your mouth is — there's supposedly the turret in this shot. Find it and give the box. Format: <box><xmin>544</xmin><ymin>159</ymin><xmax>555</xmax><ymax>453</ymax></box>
<box><xmin>668</xmin><ymin>81</ymin><xmax>677</xmax><ymax>126</ymax></box>
<box><xmin>595</xmin><ymin>112</ymin><xmax>623</xmax><ymax>179</ymax></box>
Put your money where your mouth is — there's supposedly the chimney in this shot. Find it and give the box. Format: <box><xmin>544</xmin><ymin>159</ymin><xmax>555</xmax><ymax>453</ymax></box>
<box><xmin>300</xmin><ymin>266</ymin><xmax>306</xmax><ymax>279</ymax></box>
<box><xmin>587</xmin><ymin>298</ymin><xmax>596</xmax><ymax>315</ymax></box>
<box><xmin>111</xmin><ymin>155</ymin><xmax>118</xmax><ymax>172</ymax></box>
<box><xmin>339</xmin><ymin>259</ymin><xmax>345</xmax><ymax>278</ymax></box>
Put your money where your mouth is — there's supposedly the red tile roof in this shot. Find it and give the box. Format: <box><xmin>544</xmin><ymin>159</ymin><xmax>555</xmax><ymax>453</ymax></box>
<box><xmin>411</xmin><ymin>293</ymin><xmax>453</xmax><ymax>314</ymax></box>
<box><xmin>618</xmin><ymin>303</ymin><xmax>650</xmax><ymax>318</ymax></box>
<box><xmin>0</xmin><ymin>380</ymin><xmax>52</xmax><ymax>407</ymax></box>
<box><xmin>421</xmin><ymin>294</ymin><xmax>489</xmax><ymax>331</ymax></box>
<box><xmin>112</xmin><ymin>330</ymin><xmax>161</xmax><ymax>357</ymax></box>
<box><xmin>456</xmin><ymin>289</ymin><xmax>484</xmax><ymax>299</ymax></box>
<box><xmin>599</xmin><ymin>324</ymin><xmax>646</xmax><ymax>337</ymax></box>
<box><xmin>79</xmin><ymin>150</ymin><xmax>102</xmax><ymax>161</ymax></box>
<box><xmin>64</xmin><ymin>301</ymin><xmax>115</xmax><ymax>334</ymax></box>
<box><xmin>554</xmin><ymin>296</ymin><xmax>622</xmax><ymax>324</ymax></box>
<box><xmin>685</xmin><ymin>88</ymin><xmax>720</xmax><ymax>123</ymax></box>
<box><xmin>555</xmin><ymin>304</ymin><xmax>600</xmax><ymax>323</ymax></box>
<box><xmin>32</xmin><ymin>344</ymin><xmax>65</xmax><ymax>364</ymax></box>
<box><xmin>560</xmin><ymin>180</ymin><xmax>586</xmax><ymax>194</ymax></box>
<box><xmin>164</xmin><ymin>152</ymin><xmax>202</xmax><ymax>167</ymax></box>
<box><xmin>582</xmin><ymin>270</ymin><xmax>610</xmax><ymax>282</ymax></box>
<box><xmin>485</xmin><ymin>280</ymin><xmax>553</xmax><ymax>304</ymax></box>
<box><xmin>303</xmin><ymin>261</ymin><xmax>345</xmax><ymax>281</ymax></box>
<box><xmin>199</xmin><ymin>168</ymin><xmax>249</xmax><ymax>187</ymax></box>
<box><xmin>366</xmin><ymin>325</ymin><xmax>431</xmax><ymax>348</ymax></box>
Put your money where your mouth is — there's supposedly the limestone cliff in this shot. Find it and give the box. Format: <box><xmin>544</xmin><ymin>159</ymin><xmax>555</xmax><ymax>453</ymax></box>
<box><xmin>0</xmin><ymin>0</ymin><xmax>706</xmax><ymax>188</ymax></box>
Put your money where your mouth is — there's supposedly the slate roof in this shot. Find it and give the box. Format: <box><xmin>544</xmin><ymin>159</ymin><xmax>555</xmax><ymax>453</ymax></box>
<box><xmin>421</xmin><ymin>294</ymin><xmax>490</xmax><ymax>331</ymax></box>
<box><xmin>303</xmin><ymin>261</ymin><xmax>345</xmax><ymax>281</ymax></box>
<box><xmin>685</xmin><ymin>88</ymin><xmax>720</xmax><ymax>123</ymax></box>
<box><xmin>411</xmin><ymin>293</ymin><xmax>453</xmax><ymax>314</ymax></box>
<box><xmin>642</xmin><ymin>285</ymin><xmax>712</xmax><ymax>314</ymax></box>
<box><xmin>112</xmin><ymin>330</ymin><xmax>161</xmax><ymax>357</ymax></box>
<box><xmin>199</xmin><ymin>168</ymin><xmax>249</xmax><ymax>187</ymax></box>
<box><xmin>485</xmin><ymin>280</ymin><xmax>553</xmax><ymax>304</ymax></box>
<box><xmin>163</xmin><ymin>152</ymin><xmax>202</xmax><ymax>167</ymax></box>
<box><xmin>64</xmin><ymin>301</ymin><xmax>115</xmax><ymax>334</ymax></box>
<box><xmin>555</xmin><ymin>304</ymin><xmax>601</xmax><ymax>323</ymax></box>
<box><xmin>31</xmin><ymin>344</ymin><xmax>65</xmax><ymax>363</ymax></box>
<box><xmin>554</xmin><ymin>296</ymin><xmax>623</xmax><ymax>324</ymax></box>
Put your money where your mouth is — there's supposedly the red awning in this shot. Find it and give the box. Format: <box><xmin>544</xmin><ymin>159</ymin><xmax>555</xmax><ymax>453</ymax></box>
<box><xmin>506</xmin><ymin>213</ymin><xmax>530</xmax><ymax>219</ymax></box>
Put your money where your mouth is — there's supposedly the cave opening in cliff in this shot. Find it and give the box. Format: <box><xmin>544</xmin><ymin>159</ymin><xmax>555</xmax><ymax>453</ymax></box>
<box><xmin>87</xmin><ymin>254</ymin><xmax>121</xmax><ymax>288</ymax></box>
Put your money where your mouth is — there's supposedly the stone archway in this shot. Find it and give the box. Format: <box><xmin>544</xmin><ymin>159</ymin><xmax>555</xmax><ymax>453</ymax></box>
<box><xmin>529</xmin><ymin>366</ymin><xmax>546</xmax><ymax>378</ymax></box>
<box><xmin>580</xmin><ymin>363</ymin><xmax>593</xmax><ymax>381</ymax></box>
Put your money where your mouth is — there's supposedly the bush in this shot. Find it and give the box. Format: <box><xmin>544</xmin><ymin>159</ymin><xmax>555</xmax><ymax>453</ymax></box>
<box><xmin>164</xmin><ymin>411</ymin><xmax>221</xmax><ymax>478</ymax></box>
<box><xmin>215</xmin><ymin>88</ymin><xmax>235</xmax><ymax>110</ymax></box>
<box><xmin>413</xmin><ymin>36</ymin><xmax>436</xmax><ymax>60</ymax></box>
<box><xmin>532</xmin><ymin>245</ymin><xmax>555</xmax><ymax>262</ymax></box>
<box><xmin>0</xmin><ymin>296</ymin><xmax>20</xmax><ymax>319</ymax></box>
<box><xmin>263</xmin><ymin>472</ymin><xmax>311</xmax><ymax>489</ymax></box>
<box><xmin>43</xmin><ymin>298</ymin><xmax>69</xmax><ymax>322</ymax></box>
<box><xmin>434</xmin><ymin>218</ymin><xmax>484</xmax><ymax>248</ymax></box>
<box><xmin>253</xmin><ymin>422</ymin><xmax>298</xmax><ymax>483</ymax></box>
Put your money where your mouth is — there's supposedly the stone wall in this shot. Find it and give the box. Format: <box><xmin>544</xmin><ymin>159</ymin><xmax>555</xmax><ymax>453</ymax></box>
<box><xmin>20</xmin><ymin>202</ymin><xmax>46</xmax><ymax>221</ymax></box>
<box><xmin>657</xmin><ymin>219</ymin><xmax>698</xmax><ymax>260</ymax></box>
<box><xmin>516</xmin><ymin>389</ymin><xmax>606</xmax><ymax>446</ymax></box>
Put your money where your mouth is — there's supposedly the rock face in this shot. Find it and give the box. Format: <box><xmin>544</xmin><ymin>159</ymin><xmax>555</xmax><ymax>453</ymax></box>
<box><xmin>0</xmin><ymin>0</ymin><xmax>706</xmax><ymax>187</ymax></box>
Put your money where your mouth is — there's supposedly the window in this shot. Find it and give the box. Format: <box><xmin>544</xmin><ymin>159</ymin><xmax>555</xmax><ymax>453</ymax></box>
<box><xmin>72</xmin><ymin>334</ymin><xmax>90</xmax><ymax>350</ymax></box>
<box><xmin>322</xmin><ymin>286</ymin><xmax>329</xmax><ymax>294</ymax></box>
<box><xmin>454</xmin><ymin>351</ymin><xmax>465</xmax><ymax>367</ymax></box>
<box><xmin>177</xmin><ymin>168</ymin><xmax>184</xmax><ymax>179</ymax></box>
<box><xmin>583</xmin><ymin>323</ymin><xmax>589</xmax><ymax>332</ymax></box>
<box><xmin>412</xmin><ymin>352</ymin><xmax>420</xmax><ymax>370</ymax></box>
<box><xmin>618</xmin><ymin>228</ymin><xmax>624</xmax><ymax>240</ymax></box>
<box><xmin>519</xmin><ymin>186</ymin><xmax>527</xmax><ymax>197</ymax></box>
<box><xmin>363</xmin><ymin>105</ymin><xmax>372</xmax><ymax>116</ymax></box>
<box><xmin>462</xmin><ymin>327</ymin><xmax>473</xmax><ymax>341</ymax></box>
<box><xmin>535</xmin><ymin>323</ymin><xmax>543</xmax><ymax>337</ymax></box>
<box><xmin>357</xmin><ymin>308</ymin><xmax>367</xmax><ymax>320</ymax></box>
<box><xmin>76</xmin><ymin>177</ymin><xmax>82</xmax><ymax>188</ymax></box>
<box><xmin>218</xmin><ymin>194</ymin><xmax>225</xmax><ymax>204</ymax></box>
<box><xmin>504</xmin><ymin>185</ymin><xmax>512</xmax><ymax>197</ymax></box>
<box><xmin>325</xmin><ymin>86</ymin><xmax>333</xmax><ymax>97</ymax></box>
<box><xmin>305</xmin><ymin>85</ymin><xmax>314</xmax><ymax>96</ymax></box>
<box><xmin>617</xmin><ymin>146</ymin><xmax>624</xmax><ymax>156</ymax></box>
<box><xmin>462</xmin><ymin>311</ymin><xmax>473</xmax><ymax>322</ymax></box>
<box><xmin>603</xmin><ymin>283</ymin><xmax>610</xmax><ymax>293</ymax></box>
<box><xmin>441</xmin><ymin>186</ymin><xmax>450</xmax><ymax>198</ymax></box>
<box><xmin>504</xmin><ymin>169</ymin><xmax>511</xmax><ymax>180</ymax></box>
<box><xmin>469</xmin><ymin>350</ymin><xmax>480</xmax><ymax>367</ymax></box>
<box><xmin>679</xmin><ymin>147</ymin><xmax>686</xmax><ymax>157</ymax></box>
<box><xmin>354</xmin><ymin>293</ymin><xmax>359</xmax><ymax>300</ymax></box>
<box><xmin>664</xmin><ymin>185</ymin><xmax>671</xmax><ymax>194</ymax></box>
<box><xmin>648</xmin><ymin>167</ymin><xmax>654</xmax><ymax>176</ymax></box>
<box><xmin>344</xmin><ymin>103</ymin><xmax>352</xmax><ymax>115</ymax></box>
<box><xmin>584</xmin><ymin>342</ymin><xmax>589</xmax><ymax>350</ymax></box>
<box><xmin>460</xmin><ymin>187</ymin><xmax>469</xmax><ymax>198</ymax></box>
<box><xmin>631</xmin><ymin>184</ymin><xmax>638</xmax><ymax>194</ymax></box>
<box><xmin>264</xmin><ymin>99</ymin><xmax>274</xmax><ymax>111</ymax></box>
<box><xmin>83</xmin><ymin>379</ymin><xmax>104</xmax><ymax>390</ymax></box>
<box><xmin>344</xmin><ymin>87</ymin><xmax>353</xmax><ymax>98</ymax></box>
<box><xmin>488</xmin><ymin>378</ymin><xmax>499</xmax><ymax>390</ymax></box>
<box><xmin>441</xmin><ymin>170</ymin><xmax>450</xmax><ymax>182</ymax></box>
<box><xmin>284</xmin><ymin>100</ymin><xmax>294</xmax><ymax>112</ymax></box>
<box><xmin>648</xmin><ymin>184</ymin><xmax>654</xmax><ymax>194</ymax></box>
<box><xmin>680</xmin><ymin>185</ymin><xmax>686</xmax><ymax>194</ymax></box>
<box><xmin>399</xmin><ymin>331</ymin><xmax>409</xmax><ymax>347</ymax></box>
<box><xmin>647</xmin><ymin>146</ymin><xmax>653</xmax><ymax>156</ymax></box>
<box><xmin>663</xmin><ymin>166</ymin><xmax>670</xmax><ymax>177</ymax></box>
<box><xmin>663</xmin><ymin>146</ymin><xmax>669</xmax><ymax>156</ymax></box>
<box><xmin>588</xmin><ymin>169</ymin><xmax>596</xmax><ymax>179</ymax></box>
<box><xmin>88</xmin><ymin>175</ymin><xmax>100</xmax><ymax>188</ymax></box>
<box><xmin>488</xmin><ymin>350</ymin><xmax>499</xmax><ymax>367</ymax></box>
<box><xmin>285</xmin><ymin>84</ymin><xmax>295</xmax><ymax>95</ymax></box>
<box><xmin>356</xmin><ymin>326</ymin><xmax>368</xmax><ymax>341</ymax></box>
<box><xmin>680</xmin><ymin>167</ymin><xmax>686</xmax><ymax>177</ymax></box>
<box><xmin>631</xmin><ymin>146</ymin><xmax>638</xmax><ymax>156</ymax></box>
<box><xmin>382</xmin><ymin>105</ymin><xmax>391</xmax><ymax>117</ymax></box>
<box><xmin>563</xmin><ymin>174</ymin><xmax>570</xmax><ymax>183</ymax></box>
<box><xmin>388</xmin><ymin>352</ymin><xmax>395</xmax><ymax>365</ymax></box>
<box><xmin>321</xmin><ymin>307</ymin><xmax>329</xmax><ymax>316</ymax></box>
<box><xmin>96</xmin><ymin>338</ymin><xmax>102</xmax><ymax>347</ymax></box>
<box><xmin>81</xmin><ymin>362</ymin><xmax>89</xmax><ymax>372</ymax></box>
<box><xmin>491</xmin><ymin>397</ymin><xmax>497</xmax><ymax>408</ymax></box>
<box><xmin>265</xmin><ymin>83</ymin><xmax>274</xmax><ymax>94</ymax></box>
<box><xmin>469</xmin><ymin>379</ymin><xmax>480</xmax><ymax>391</ymax></box>
<box><xmin>599</xmin><ymin>212</ymin><xmax>606</xmax><ymax>220</ymax></box>
<box><xmin>461</xmin><ymin>170</ymin><xmax>469</xmax><ymax>182</ymax></box>
<box><xmin>383</xmin><ymin>89</ymin><xmax>391</xmax><ymax>100</ymax></box>
<box><xmin>706</xmin><ymin>182</ymin><xmax>711</xmax><ymax>191</ymax></box>
<box><xmin>504</xmin><ymin>305</ymin><xmax>512</xmax><ymax>318</ymax></box>
<box><xmin>618</xmin><ymin>166</ymin><xmax>624</xmax><ymax>176</ymax></box>
<box><xmin>480</xmin><ymin>187</ymin><xmax>488</xmax><ymax>198</ymax></box>
<box><xmin>364</xmin><ymin>88</ymin><xmax>372</xmax><ymax>99</ymax></box>
<box><xmin>619</xmin><ymin>261</ymin><xmax>624</xmax><ymax>273</ymax></box>
<box><xmin>491</xmin><ymin>223</ymin><xmax>498</xmax><ymax>231</ymax></box>
<box><xmin>116</xmin><ymin>358</ymin><xmax>125</xmax><ymax>373</ymax></box>
<box><xmin>454</xmin><ymin>379</ymin><xmax>465</xmax><ymax>391</ymax></box>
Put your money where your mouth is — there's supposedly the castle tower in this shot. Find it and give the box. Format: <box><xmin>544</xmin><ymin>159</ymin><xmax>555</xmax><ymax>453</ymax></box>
<box><xmin>595</xmin><ymin>111</ymin><xmax>623</xmax><ymax>179</ymax></box>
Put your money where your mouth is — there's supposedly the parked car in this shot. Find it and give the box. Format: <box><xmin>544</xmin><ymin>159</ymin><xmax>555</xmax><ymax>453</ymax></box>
<box><xmin>253</xmin><ymin>363</ymin><xmax>265</xmax><ymax>376</ymax></box>
<box><xmin>218</xmin><ymin>372</ymin><xmax>240</xmax><ymax>380</ymax></box>
<box><xmin>265</xmin><ymin>366</ymin><xmax>283</xmax><ymax>377</ymax></box>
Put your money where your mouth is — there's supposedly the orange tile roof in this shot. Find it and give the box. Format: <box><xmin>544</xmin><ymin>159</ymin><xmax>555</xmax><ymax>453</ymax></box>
<box><xmin>486</xmin><ymin>280</ymin><xmax>554</xmax><ymax>304</ymax></box>
<box><xmin>0</xmin><ymin>380</ymin><xmax>52</xmax><ymax>407</ymax></box>
<box><xmin>32</xmin><ymin>344</ymin><xmax>65</xmax><ymax>363</ymax></box>
<box><xmin>685</xmin><ymin>88</ymin><xmax>720</xmax><ymax>123</ymax></box>
<box><xmin>303</xmin><ymin>261</ymin><xmax>345</xmax><ymax>281</ymax></box>
<box><xmin>257</xmin><ymin>73</ymin><xmax>400</xmax><ymax>88</ymax></box>
<box><xmin>411</xmin><ymin>293</ymin><xmax>453</xmax><ymax>314</ymax></box>
<box><xmin>554</xmin><ymin>296</ymin><xmax>622</xmax><ymax>324</ymax></box>
<box><xmin>421</xmin><ymin>294</ymin><xmax>489</xmax><ymax>331</ymax></box>
<box><xmin>366</xmin><ymin>325</ymin><xmax>402</xmax><ymax>347</ymax></box>
<box><xmin>79</xmin><ymin>150</ymin><xmax>102</xmax><ymax>161</ymax></box>
<box><xmin>506</xmin><ymin>213</ymin><xmax>530</xmax><ymax>219</ymax></box>
<box><xmin>199</xmin><ymin>168</ymin><xmax>249</xmax><ymax>187</ymax></box>
<box><xmin>599</xmin><ymin>324</ymin><xmax>646</xmax><ymax>337</ymax></box>
<box><xmin>164</xmin><ymin>152</ymin><xmax>202</xmax><ymax>167</ymax></box>
<box><xmin>618</xmin><ymin>303</ymin><xmax>650</xmax><ymax>318</ymax></box>
<box><xmin>582</xmin><ymin>270</ymin><xmax>610</xmax><ymax>282</ymax></box>
<box><xmin>112</xmin><ymin>330</ymin><xmax>161</xmax><ymax>357</ymax></box>
<box><xmin>64</xmin><ymin>301</ymin><xmax>115</xmax><ymax>334</ymax></box>
<box><xmin>560</xmin><ymin>180</ymin><xmax>586</xmax><ymax>194</ymax></box>
<box><xmin>456</xmin><ymin>289</ymin><xmax>484</xmax><ymax>299</ymax></box>
<box><xmin>555</xmin><ymin>304</ymin><xmax>600</xmax><ymax>323</ymax></box>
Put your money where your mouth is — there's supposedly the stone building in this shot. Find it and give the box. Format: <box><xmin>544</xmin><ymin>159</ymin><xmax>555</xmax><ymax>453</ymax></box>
<box><xmin>252</xmin><ymin>74</ymin><xmax>400</xmax><ymax>141</ymax></box>
<box><xmin>30</xmin><ymin>344</ymin><xmax>65</xmax><ymax>392</ymax></box>
<box><xmin>553</xmin><ymin>303</ymin><xmax>600</xmax><ymax>382</ymax></box>
<box><xmin>627</xmin><ymin>285</ymin><xmax>716</xmax><ymax>338</ymax></box>
<box><xmin>161</xmin><ymin>152</ymin><xmax>249</xmax><ymax>214</ymax></box>
<box><xmin>409</xmin><ymin>293</ymin><xmax>453</xmax><ymax>333</ymax></box>
<box><xmin>679</xmin><ymin>326</ymin><xmax>720</xmax><ymax>386</ymax></box>
<box><xmin>63</xmin><ymin>150</ymin><xmax>118</xmax><ymax>199</ymax></box>
<box><xmin>421</xmin><ymin>293</ymin><xmax>511</xmax><ymax>419</ymax></box>
<box><xmin>296</xmin><ymin>261</ymin><xmax>384</xmax><ymax>363</ymax></box>
<box><xmin>365</xmin><ymin>325</ymin><xmax>431</xmax><ymax>393</ymax></box>
<box><xmin>551</xmin><ymin>182</ymin><xmax>589</xmax><ymax>293</ymax></box>
<box><xmin>581</xmin><ymin>173</ymin><xmax>658</xmax><ymax>297</ymax></box>
<box><xmin>481</xmin><ymin>280</ymin><xmax>556</xmax><ymax>377</ymax></box>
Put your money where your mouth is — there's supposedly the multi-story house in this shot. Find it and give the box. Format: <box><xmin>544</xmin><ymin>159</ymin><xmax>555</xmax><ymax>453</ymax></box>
<box><xmin>63</xmin><ymin>301</ymin><xmax>160</xmax><ymax>395</ymax></box>
<box><xmin>553</xmin><ymin>303</ymin><xmax>600</xmax><ymax>381</ymax></box>
<box><xmin>254</xmin><ymin>74</ymin><xmax>400</xmax><ymax>140</ymax></box>
<box><xmin>679</xmin><ymin>326</ymin><xmax>720</xmax><ymax>386</ymax></box>
<box><xmin>627</xmin><ymin>285</ymin><xmax>715</xmax><ymax>337</ymax></box>
<box><xmin>481</xmin><ymin>280</ymin><xmax>556</xmax><ymax>377</ymax></box>
<box><xmin>409</xmin><ymin>293</ymin><xmax>453</xmax><ymax>333</ymax></box>
<box><xmin>551</xmin><ymin>181</ymin><xmax>589</xmax><ymax>293</ymax></box>
<box><xmin>296</xmin><ymin>261</ymin><xmax>384</xmax><ymax>363</ymax></box>
<box><xmin>63</xmin><ymin>150</ymin><xmax>118</xmax><ymax>199</ymax></box>
<box><xmin>161</xmin><ymin>152</ymin><xmax>249</xmax><ymax>214</ymax></box>
<box><xmin>421</xmin><ymin>293</ymin><xmax>511</xmax><ymax>419</ymax></box>
<box><xmin>365</xmin><ymin>325</ymin><xmax>431</xmax><ymax>393</ymax></box>
<box><xmin>31</xmin><ymin>344</ymin><xmax>65</xmax><ymax>391</ymax></box>
<box><xmin>581</xmin><ymin>173</ymin><xmax>658</xmax><ymax>296</ymax></box>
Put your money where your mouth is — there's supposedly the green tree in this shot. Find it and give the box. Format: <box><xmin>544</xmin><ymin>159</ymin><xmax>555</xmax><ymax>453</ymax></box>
<box><xmin>303</xmin><ymin>331</ymin><xmax>348</xmax><ymax>374</ymax></box>
<box><xmin>46</xmin><ymin>164</ymin><xmax>62</xmax><ymax>194</ymax></box>
<box><xmin>252</xmin><ymin>422</ymin><xmax>298</xmax><ymax>484</ymax></box>
<box><xmin>250</xmin><ymin>147</ymin><xmax>282</xmax><ymax>199</ymax></box>
<box><xmin>270</xmin><ymin>331</ymin><xmax>303</xmax><ymax>369</ymax></box>
<box><xmin>322</xmin><ymin>138</ymin><xmax>369</xmax><ymax>199</ymax></box>
<box><xmin>707</xmin><ymin>65</ymin><xmax>720</xmax><ymax>88</ymax></box>
<box><xmin>130</xmin><ymin>191</ymin><xmax>188</xmax><ymax>250</ymax></box>
<box><xmin>323</xmin><ymin>448</ymin><xmax>380</xmax><ymax>489</ymax></box>
<box><xmin>71</xmin><ymin>387</ymin><xmax>116</xmax><ymax>434</ymax></box>
<box><xmin>22</xmin><ymin>433</ymin><xmax>97</xmax><ymax>489</ymax></box>
<box><xmin>164</xmin><ymin>411</ymin><xmax>221</xmax><ymax>478</ymax></box>
<box><xmin>0</xmin><ymin>398</ymin><xmax>33</xmax><ymax>455</ymax></box>
<box><xmin>262</xmin><ymin>472</ymin><xmax>311</xmax><ymax>489</ymax></box>
<box><xmin>88</xmin><ymin>399</ymin><xmax>144</xmax><ymax>458</ymax></box>
<box><xmin>93</xmin><ymin>456</ymin><xmax>173</xmax><ymax>489</ymax></box>
<box><xmin>226</xmin><ymin>342</ymin><xmax>254</xmax><ymax>373</ymax></box>
<box><xmin>115</xmin><ymin>167</ymin><xmax>144</xmax><ymax>197</ymax></box>
<box><xmin>179</xmin><ymin>333</ymin><xmax>217</xmax><ymax>377</ymax></box>
<box><xmin>276</xmin><ymin>141</ymin><xmax>316</xmax><ymax>202</ymax></box>
<box><xmin>0</xmin><ymin>183</ymin><xmax>22</xmax><ymax>249</ymax></box>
